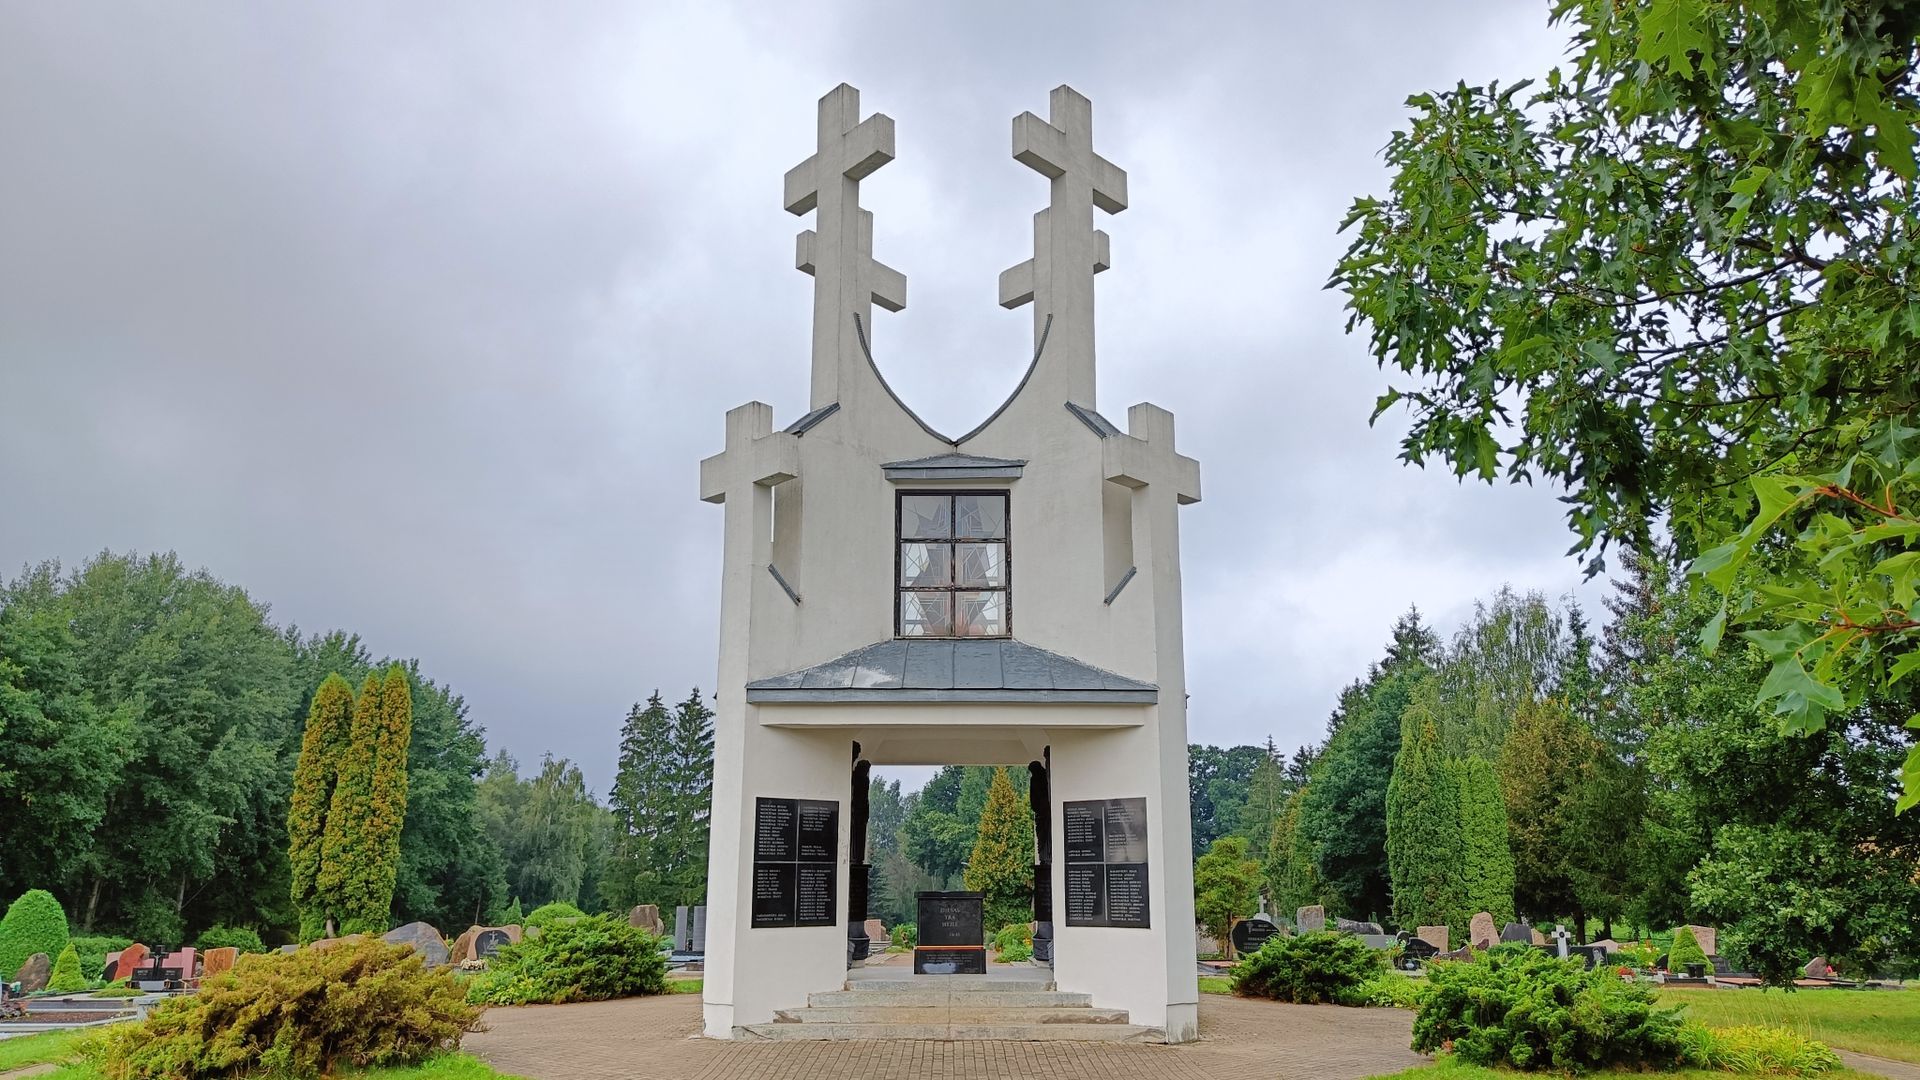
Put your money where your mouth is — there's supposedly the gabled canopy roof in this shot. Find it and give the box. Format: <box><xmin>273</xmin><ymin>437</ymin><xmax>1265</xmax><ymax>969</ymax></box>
<box><xmin>745</xmin><ymin>638</ymin><xmax>1156</xmax><ymax>704</ymax></box>
<box><xmin>880</xmin><ymin>452</ymin><xmax>1026</xmax><ymax>481</ymax></box>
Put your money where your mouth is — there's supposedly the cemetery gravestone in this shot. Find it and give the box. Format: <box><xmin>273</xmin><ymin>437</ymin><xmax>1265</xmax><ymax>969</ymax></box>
<box><xmin>628</xmin><ymin>905</ymin><xmax>664</xmax><ymax>936</ymax></box>
<box><xmin>1229</xmin><ymin>914</ymin><xmax>1280</xmax><ymax>957</ymax></box>
<box><xmin>15</xmin><ymin>953</ymin><xmax>50</xmax><ymax>993</ymax></box>
<box><xmin>1398</xmin><ymin>933</ymin><xmax>1439</xmax><ymax>970</ymax></box>
<box><xmin>1500</xmin><ymin>922</ymin><xmax>1533</xmax><ymax>944</ymax></box>
<box><xmin>674</xmin><ymin>907</ymin><xmax>690</xmax><ymax>951</ymax></box>
<box><xmin>1336</xmin><ymin>917</ymin><xmax>1384</xmax><ymax>935</ymax></box>
<box><xmin>863</xmin><ymin>918</ymin><xmax>888</xmax><ymax>946</ymax></box>
<box><xmin>201</xmin><ymin>946</ymin><xmax>240</xmax><ymax>978</ymax></box>
<box><xmin>1416</xmin><ymin>925</ymin><xmax>1449</xmax><ymax>953</ymax></box>
<box><xmin>1531</xmin><ymin>927</ymin><xmax>1546</xmax><ymax>946</ymax></box>
<box><xmin>1469</xmin><ymin>912</ymin><xmax>1497</xmax><ymax>950</ymax></box>
<box><xmin>1804</xmin><ymin>956</ymin><xmax>1831</xmax><ymax>978</ymax></box>
<box><xmin>914</xmin><ymin>891</ymin><xmax>986</xmax><ymax>975</ymax></box>
<box><xmin>692</xmin><ymin>906</ymin><xmax>708</xmax><ymax>953</ymax></box>
<box><xmin>1685</xmin><ymin>924</ymin><xmax>1718</xmax><ymax>957</ymax></box>
<box><xmin>382</xmin><ymin>922</ymin><xmax>451</xmax><ymax>968</ymax></box>
<box><xmin>474</xmin><ymin>929</ymin><xmax>513</xmax><ymax>961</ymax></box>
<box><xmin>105</xmin><ymin>943</ymin><xmax>149</xmax><ymax>982</ymax></box>
<box><xmin>1296</xmin><ymin>905</ymin><xmax>1326</xmax><ymax>933</ymax></box>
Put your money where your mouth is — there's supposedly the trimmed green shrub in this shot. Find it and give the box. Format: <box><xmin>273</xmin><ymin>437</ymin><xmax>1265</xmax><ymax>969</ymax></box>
<box><xmin>194</xmin><ymin>926</ymin><xmax>268</xmax><ymax>955</ymax></box>
<box><xmin>1336</xmin><ymin>972</ymin><xmax>1431</xmax><ymax>1009</ymax></box>
<box><xmin>92</xmin><ymin>937</ymin><xmax>477</xmax><ymax>1079</ymax></box>
<box><xmin>1669</xmin><ymin>925</ymin><xmax>1709</xmax><ymax>971</ymax></box>
<box><xmin>465</xmin><ymin>914</ymin><xmax>665</xmax><ymax>1006</ymax></box>
<box><xmin>1232</xmin><ymin>931</ymin><xmax>1388</xmax><ymax>1004</ymax></box>
<box><xmin>1677</xmin><ymin>1022</ymin><xmax>1842</xmax><ymax>1074</ymax></box>
<box><xmin>522</xmin><ymin>902</ymin><xmax>587</xmax><ymax>931</ymax></box>
<box><xmin>891</xmin><ymin>924</ymin><xmax>917</xmax><ymax>949</ymax></box>
<box><xmin>0</xmin><ymin>890</ymin><xmax>71</xmax><ymax>981</ymax></box>
<box><xmin>47</xmin><ymin>943</ymin><xmax>86</xmax><ymax>992</ymax></box>
<box><xmin>70</xmin><ymin>936</ymin><xmax>134</xmax><ymax>983</ymax></box>
<box><xmin>1412</xmin><ymin>944</ymin><xmax>1684</xmax><ymax>1071</ymax></box>
<box><xmin>991</xmin><ymin>924</ymin><xmax>1031</xmax><ymax>952</ymax></box>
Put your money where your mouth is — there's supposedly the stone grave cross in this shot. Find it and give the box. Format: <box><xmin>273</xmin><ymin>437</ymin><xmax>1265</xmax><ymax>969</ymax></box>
<box><xmin>784</xmin><ymin>84</ymin><xmax>907</xmax><ymax>410</ymax></box>
<box><xmin>1552</xmin><ymin>924</ymin><xmax>1572</xmax><ymax>959</ymax></box>
<box><xmin>999</xmin><ymin>85</ymin><xmax>1128</xmax><ymax>408</ymax></box>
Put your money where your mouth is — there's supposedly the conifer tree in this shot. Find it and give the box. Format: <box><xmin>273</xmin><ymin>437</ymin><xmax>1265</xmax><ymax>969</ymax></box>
<box><xmin>662</xmin><ymin>689</ymin><xmax>715</xmax><ymax>906</ymax></box>
<box><xmin>608</xmin><ymin>692</ymin><xmax>674</xmax><ymax>908</ymax></box>
<box><xmin>358</xmin><ymin>664</ymin><xmax>413</xmax><ymax>930</ymax></box>
<box><xmin>289</xmin><ymin>674</ymin><xmax>355</xmax><ymax>940</ymax></box>
<box><xmin>47</xmin><ymin>943</ymin><xmax>84</xmax><ymax>992</ymax></box>
<box><xmin>1386</xmin><ymin>684</ymin><xmax>1466</xmax><ymax>934</ymax></box>
<box><xmin>1456</xmin><ymin>756</ymin><xmax>1516</xmax><ymax>926</ymax></box>
<box><xmin>962</xmin><ymin>768</ymin><xmax>1035</xmax><ymax>931</ymax></box>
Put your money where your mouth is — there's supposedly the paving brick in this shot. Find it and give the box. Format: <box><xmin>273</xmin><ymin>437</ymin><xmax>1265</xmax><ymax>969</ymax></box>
<box><xmin>466</xmin><ymin>993</ymin><xmax>1427</xmax><ymax>1080</ymax></box>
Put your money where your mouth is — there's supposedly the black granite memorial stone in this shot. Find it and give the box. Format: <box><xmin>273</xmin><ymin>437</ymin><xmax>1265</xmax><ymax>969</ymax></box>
<box><xmin>1063</xmin><ymin>798</ymin><xmax>1151</xmax><ymax>929</ymax></box>
<box><xmin>914</xmin><ymin>891</ymin><xmax>985</xmax><ymax>974</ymax></box>
<box><xmin>752</xmin><ymin>796</ymin><xmax>839</xmax><ymax>929</ymax></box>
<box><xmin>1230</xmin><ymin>915</ymin><xmax>1280</xmax><ymax>957</ymax></box>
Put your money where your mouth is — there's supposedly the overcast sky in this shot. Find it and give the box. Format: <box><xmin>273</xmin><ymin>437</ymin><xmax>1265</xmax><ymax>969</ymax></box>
<box><xmin>0</xmin><ymin>2</ymin><xmax>1607</xmax><ymax>795</ymax></box>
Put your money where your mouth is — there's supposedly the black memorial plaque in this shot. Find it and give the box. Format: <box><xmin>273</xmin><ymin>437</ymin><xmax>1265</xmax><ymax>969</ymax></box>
<box><xmin>914</xmin><ymin>891</ymin><xmax>986</xmax><ymax>974</ymax></box>
<box><xmin>751</xmin><ymin>797</ymin><xmax>839</xmax><ymax>928</ymax></box>
<box><xmin>1063</xmin><ymin>798</ymin><xmax>1151</xmax><ymax>929</ymax></box>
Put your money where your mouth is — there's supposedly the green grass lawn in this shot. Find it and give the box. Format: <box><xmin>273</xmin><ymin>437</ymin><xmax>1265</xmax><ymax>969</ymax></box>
<box><xmin>1198</xmin><ymin>976</ymin><xmax>1233</xmax><ymax>995</ymax></box>
<box><xmin>0</xmin><ymin>1028</ymin><xmax>517</xmax><ymax>1080</ymax></box>
<box><xmin>1666</xmin><ymin>986</ymin><xmax>1920</xmax><ymax>1064</ymax></box>
<box><xmin>666</xmin><ymin>978</ymin><xmax>703</xmax><ymax>995</ymax></box>
<box><xmin>1362</xmin><ymin>1054</ymin><xmax>1881</xmax><ymax>1079</ymax></box>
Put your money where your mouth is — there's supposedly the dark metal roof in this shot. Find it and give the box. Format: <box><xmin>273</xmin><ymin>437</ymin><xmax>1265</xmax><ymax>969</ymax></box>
<box><xmin>1064</xmin><ymin>401</ymin><xmax>1122</xmax><ymax>438</ymax></box>
<box><xmin>745</xmin><ymin>638</ymin><xmax>1156</xmax><ymax>704</ymax></box>
<box><xmin>880</xmin><ymin>452</ymin><xmax>1026</xmax><ymax>481</ymax></box>
<box><xmin>784</xmin><ymin>402</ymin><xmax>841</xmax><ymax>436</ymax></box>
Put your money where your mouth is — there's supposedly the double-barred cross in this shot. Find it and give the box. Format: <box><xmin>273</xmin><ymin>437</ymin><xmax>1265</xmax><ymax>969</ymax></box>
<box><xmin>998</xmin><ymin>85</ymin><xmax>1128</xmax><ymax>408</ymax></box>
<box><xmin>783</xmin><ymin>84</ymin><xmax>907</xmax><ymax>409</ymax></box>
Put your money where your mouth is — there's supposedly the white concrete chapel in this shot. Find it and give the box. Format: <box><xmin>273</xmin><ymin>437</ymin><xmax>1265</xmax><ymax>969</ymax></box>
<box><xmin>698</xmin><ymin>83</ymin><xmax>1202</xmax><ymax>1042</ymax></box>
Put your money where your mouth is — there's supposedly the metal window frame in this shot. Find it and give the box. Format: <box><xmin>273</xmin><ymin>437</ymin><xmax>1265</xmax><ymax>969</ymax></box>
<box><xmin>894</xmin><ymin>489</ymin><xmax>1011</xmax><ymax>639</ymax></box>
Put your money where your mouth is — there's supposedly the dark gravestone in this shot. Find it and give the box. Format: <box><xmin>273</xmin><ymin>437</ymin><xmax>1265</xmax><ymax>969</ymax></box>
<box><xmin>1499</xmin><ymin>922</ymin><xmax>1533</xmax><ymax>944</ymax></box>
<box><xmin>474</xmin><ymin>929</ymin><xmax>512</xmax><ymax>960</ymax></box>
<box><xmin>1336</xmin><ymin>917</ymin><xmax>1384</xmax><ymax>935</ymax></box>
<box><xmin>1230</xmin><ymin>915</ymin><xmax>1280</xmax><ymax>957</ymax></box>
<box><xmin>1398</xmin><ymin>932</ymin><xmax>1440</xmax><ymax>970</ymax></box>
<box><xmin>914</xmin><ymin>891</ymin><xmax>985</xmax><ymax>975</ymax></box>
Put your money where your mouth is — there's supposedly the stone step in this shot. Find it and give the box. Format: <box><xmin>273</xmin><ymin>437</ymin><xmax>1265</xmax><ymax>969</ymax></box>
<box><xmin>846</xmin><ymin>976</ymin><xmax>1054</xmax><ymax>992</ymax></box>
<box><xmin>775</xmin><ymin>1006</ymin><xmax>1133</xmax><ymax>1025</ymax></box>
<box><xmin>737</xmin><ymin>1022</ymin><xmax>1161</xmax><ymax>1042</ymax></box>
<box><xmin>808</xmin><ymin>989</ymin><xmax>1092</xmax><ymax>1009</ymax></box>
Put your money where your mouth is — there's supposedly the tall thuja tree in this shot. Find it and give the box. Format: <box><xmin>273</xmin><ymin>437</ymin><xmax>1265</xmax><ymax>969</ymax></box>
<box><xmin>1385</xmin><ymin>683</ymin><xmax>1464</xmax><ymax>935</ymax></box>
<box><xmin>607</xmin><ymin>693</ymin><xmax>674</xmax><ymax>909</ymax></box>
<box><xmin>360</xmin><ymin>665</ymin><xmax>413</xmax><ymax>930</ymax></box>
<box><xmin>288</xmin><ymin>674</ymin><xmax>354</xmax><ymax>940</ymax></box>
<box><xmin>1297</xmin><ymin>608</ymin><xmax>1438</xmax><ymax>920</ymax></box>
<box><xmin>662</xmin><ymin>689</ymin><xmax>715</xmax><ymax>906</ymax></box>
<box><xmin>1498</xmin><ymin>696</ymin><xmax>1588</xmax><ymax>925</ymax></box>
<box><xmin>1455</xmin><ymin>756</ymin><xmax>1516</xmax><ymax>927</ymax></box>
<box><xmin>319</xmin><ymin>667</ymin><xmax>413</xmax><ymax>934</ymax></box>
<box><xmin>1265</xmin><ymin>786</ymin><xmax>1319</xmax><ymax>913</ymax></box>
<box><xmin>1234</xmin><ymin>738</ymin><xmax>1289</xmax><ymax>847</ymax></box>
<box><xmin>1333</xmin><ymin>0</ymin><xmax>1920</xmax><ymax>803</ymax></box>
<box><xmin>962</xmin><ymin>768</ymin><xmax>1035</xmax><ymax>930</ymax></box>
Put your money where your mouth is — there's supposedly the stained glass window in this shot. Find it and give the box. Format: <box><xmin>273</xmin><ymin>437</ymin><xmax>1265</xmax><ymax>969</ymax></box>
<box><xmin>896</xmin><ymin>492</ymin><xmax>1008</xmax><ymax>637</ymax></box>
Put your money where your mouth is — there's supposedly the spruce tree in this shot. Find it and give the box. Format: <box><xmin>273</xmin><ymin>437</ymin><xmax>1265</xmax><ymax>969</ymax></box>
<box><xmin>608</xmin><ymin>692</ymin><xmax>673</xmax><ymax>907</ymax></box>
<box><xmin>962</xmin><ymin>768</ymin><xmax>1035</xmax><ymax>931</ymax></box>
<box><xmin>47</xmin><ymin>943</ymin><xmax>84</xmax><ymax>992</ymax></box>
<box><xmin>1456</xmin><ymin>756</ymin><xmax>1516</xmax><ymax>926</ymax></box>
<box><xmin>1385</xmin><ymin>682</ymin><xmax>1466</xmax><ymax>934</ymax></box>
<box><xmin>662</xmin><ymin>689</ymin><xmax>715</xmax><ymax>906</ymax></box>
<box><xmin>289</xmin><ymin>674</ymin><xmax>355</xmax><ymax>940</ymax></box>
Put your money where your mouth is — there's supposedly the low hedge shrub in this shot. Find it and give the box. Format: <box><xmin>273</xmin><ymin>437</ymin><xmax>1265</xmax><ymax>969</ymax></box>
<box><xmin>1669</xmin><ymin>926</ymin><xmax>1709</xmax><ymax>971</ymax></box>
<box><xmin>1335</xmin><ymin>972</ymin><xmax>1430</xmax><ymax>1009</ymax></box>
<box><xmin>1412</xmin><ymin>943</ymin><xmax>1683</xmax><ymax>1072</ymax></box>
<box><xmin>465</xmin><ymin>914</ymin><xmax>665</xmax><ymax>1006</ymax></box>
<box><xmin>891</xmin><ymin>925</ymin><xmax>917</xmax><ymax>949</ymax></box>
<box><xmin>1232</xmin><ymin>931</ymin><xmax>1387</xmax><ymax>1004</ymax></box>
<box><xmin>1677</xmin><ymin>1022</ymin><xmax>1841</xmax><ymax>1075</ymax></box>
<box><xmin>92</xmin><ymin>937</ymin><xmax>477</xmax><ymax>1079</ymax></box>
<box><xmin>69</xmin><ymin>936</ymin><xmax>134</xmax><ymax>983</ymax></box>
<box><xmin>47</xmin><ymin>944</ymin><xmax>86</xmax><ymax>992</ymax></box>
<box><xmin>194</xmin><ymin>926</ymin><xmax>268</xmax><ymax>955</ymax></box>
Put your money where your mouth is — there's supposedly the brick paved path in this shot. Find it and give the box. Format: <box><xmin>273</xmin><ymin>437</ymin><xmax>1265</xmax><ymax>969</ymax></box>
<box><xmin>467</xmin><ymin>993</ymin><xmax>1426</xmax><ymax>1080</ymax></box>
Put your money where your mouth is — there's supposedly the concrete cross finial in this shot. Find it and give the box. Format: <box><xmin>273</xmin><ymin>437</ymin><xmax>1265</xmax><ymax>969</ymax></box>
<box><xmin>783</xmin><ymin>84</ymin><xmax>907</xmax><ymax>410</ymax></box>
<box><xmin>700</xmin><ymin>402</ymin><xmax>799</xmax><ymax>506</ymax></box>
<box><xmin>998</xmin><ymin>85</ymin><xmax>1128</xmax><ymax>409</ymax></box>
<box><xmin>1104</xmin><ymin>403</ymin><xmax>1200</xmax><ymax>506</ymax></box>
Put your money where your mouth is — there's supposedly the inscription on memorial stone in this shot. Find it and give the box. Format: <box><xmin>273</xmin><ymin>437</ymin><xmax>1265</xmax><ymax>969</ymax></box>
<box><xmin>1062</xmin><ymin>798</ymin><xmax>1150</xmax><ymax>929</ymax></box>
<box><xmin>752</xmin><ymin>796</ymin><xmax>839</xmax><ymax>928</ymax></box>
